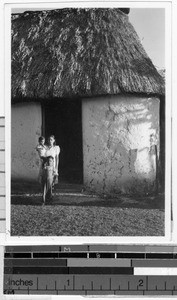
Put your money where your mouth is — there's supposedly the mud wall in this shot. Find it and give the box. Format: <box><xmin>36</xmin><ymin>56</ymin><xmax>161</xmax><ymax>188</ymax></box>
<box><xmin>82</xmin><ymin>95</ymin><xmax>160</xmax><ymax>194</ymax></box>
<box><xmin>11</xmin><ymin>102</ymin><xmax>42</xmax><ymax>181</ymax></box>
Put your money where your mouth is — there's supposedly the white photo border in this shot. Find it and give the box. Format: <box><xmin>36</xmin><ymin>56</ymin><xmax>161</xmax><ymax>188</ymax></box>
<box><xmin>4</xmin><ymin>0</ymin><xmax>173</xmax><ymax>245</ymax></box>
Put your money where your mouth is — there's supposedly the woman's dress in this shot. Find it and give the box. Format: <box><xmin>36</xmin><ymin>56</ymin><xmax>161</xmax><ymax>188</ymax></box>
<box><xmin>46</xmin><ymin>145</ymin><xmax>60</xmax><ymax>184</ymax></box>
<box><xmin>41</xmin><ymin>165</ymin><xmax>55</xmax><ymax>201</ymax></box>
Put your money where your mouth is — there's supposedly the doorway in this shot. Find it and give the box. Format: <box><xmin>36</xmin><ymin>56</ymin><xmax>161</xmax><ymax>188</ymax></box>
<box><xmin>44</xmin><ymin>99</ymin><xmax>83</xmax><ymax>184</ymax></box>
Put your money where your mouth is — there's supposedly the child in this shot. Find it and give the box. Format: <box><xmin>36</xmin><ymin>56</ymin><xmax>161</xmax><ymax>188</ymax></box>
<box><xmin>36</xmin><ymin>136</ymin><xmax>47</xmax><ymax>183</ymax></box>
<box><xmin>41</xmin><ymin>156</ymin><xmax>55</xmax><ymax>204</ymax></box>
<box><xmin>36</xmin><ymin>136</ymin><xmax>47</xmax><ymax>162</ymax></box>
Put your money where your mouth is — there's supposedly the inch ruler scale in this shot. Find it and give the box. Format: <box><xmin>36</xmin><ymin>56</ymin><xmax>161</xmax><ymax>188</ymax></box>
<box><xmin>0</xmin><ymin>116</ymin><xmax>5</xmax><ymax>234</ymax></box>
<box><xmin>3</xmin><ymin>245</ymin><xmax>177</xmax><ymax>296</ymax></box>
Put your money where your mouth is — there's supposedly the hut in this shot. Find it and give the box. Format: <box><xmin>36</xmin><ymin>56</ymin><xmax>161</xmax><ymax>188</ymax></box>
<box><xmin>11</xmin><ymin>8</ymin><xmax>165</xmax><ymax>195</ymax></box>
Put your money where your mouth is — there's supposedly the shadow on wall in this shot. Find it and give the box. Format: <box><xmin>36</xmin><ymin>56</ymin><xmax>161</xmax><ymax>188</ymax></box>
<box><xmin>83</xmin><ymin>95</ymin><xmax>161</xmax><ymax>195</ymax></box>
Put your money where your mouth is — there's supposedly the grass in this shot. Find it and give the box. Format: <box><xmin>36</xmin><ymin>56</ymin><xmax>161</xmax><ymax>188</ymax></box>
<box><xmin>11</xmin><ymin>185</ymin><xmax>165</xmax><ymax>236</ymax></box>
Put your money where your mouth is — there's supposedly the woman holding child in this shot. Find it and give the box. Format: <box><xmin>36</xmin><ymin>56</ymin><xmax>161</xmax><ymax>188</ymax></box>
<box><xmin>36</xmin><ymin>135</ymin><xmax>60</xmax><ymax>204</ymax></box>
<box><xmin>46</xmin><ymin>135</ymin><xmax>60</xmax><ymax>181</ymax></box>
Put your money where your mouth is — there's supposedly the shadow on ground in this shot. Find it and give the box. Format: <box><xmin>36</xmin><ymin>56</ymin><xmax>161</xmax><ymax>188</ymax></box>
<box><xmin>11</xmin><ymin>181</ymin><xmax>165</xmax><ymax>236</ymax></box>
<box><xmin>11</xmin><ymin>181</ymin><xmax>164</xmax><ymax>210</ymax></box>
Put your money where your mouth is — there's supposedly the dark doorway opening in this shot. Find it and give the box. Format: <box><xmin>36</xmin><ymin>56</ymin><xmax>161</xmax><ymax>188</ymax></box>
<box><xmin>44</xmin><ymin>99</ymin><xmax>83</xmax><ymax>184</ymax></box>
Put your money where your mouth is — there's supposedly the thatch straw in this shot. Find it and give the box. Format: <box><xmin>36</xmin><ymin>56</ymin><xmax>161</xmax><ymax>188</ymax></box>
<box><xmin>158</xmin><ymin>69</ymin><xmax>165</xmax><ymax>81</ymax></box>
<box><xmin>11</xmin><ymin>8</ymin><xmax>165</xmax><ymax>101</ymax></box>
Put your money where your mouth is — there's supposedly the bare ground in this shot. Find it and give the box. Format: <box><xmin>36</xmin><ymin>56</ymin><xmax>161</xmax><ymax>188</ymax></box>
<box><xmin>11</xmin><ymin>182</ymin><xmax>165</xmax><ymax>236</ymax></box>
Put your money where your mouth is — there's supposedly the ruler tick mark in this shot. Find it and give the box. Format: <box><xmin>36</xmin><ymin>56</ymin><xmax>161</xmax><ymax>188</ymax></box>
<box><xmin>5</xmin><ymin>249</ymin><xmax>177</xmax><ymax>296</ymax></box>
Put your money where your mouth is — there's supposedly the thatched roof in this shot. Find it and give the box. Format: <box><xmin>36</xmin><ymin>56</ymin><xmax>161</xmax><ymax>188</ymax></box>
<box><xmin>158</xmin><ymin>69</ymin><xmax>165</xmax><ymax>81</ymax></box>
<box><xmin>11</xmin><ymin>8</ymin><xmax>165</xmax><ymax>101</ymax></box>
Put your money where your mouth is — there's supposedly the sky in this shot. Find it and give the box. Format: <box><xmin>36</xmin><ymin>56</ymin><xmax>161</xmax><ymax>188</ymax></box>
<box><xmin>12</xmin><ymin>7</ymin><xmax>165</xmax><ymax>70</ymax></box>
<box><xmin>129</xmin><ymin>8</ymin><xmax>165</xmax><ymax>70</ymax></box>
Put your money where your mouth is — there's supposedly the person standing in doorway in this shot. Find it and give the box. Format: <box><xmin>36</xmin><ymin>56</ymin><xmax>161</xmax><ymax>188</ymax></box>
<box><xmin>46</xmin><ymin>135</ymin><xmax>60</xmax><ymax>185</ymax></box>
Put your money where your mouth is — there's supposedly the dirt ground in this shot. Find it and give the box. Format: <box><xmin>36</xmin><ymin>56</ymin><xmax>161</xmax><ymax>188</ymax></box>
<box><xmin>11</xmin><ymin>181</ymin><xmax>165</xmax><ymax>236</ymax></box>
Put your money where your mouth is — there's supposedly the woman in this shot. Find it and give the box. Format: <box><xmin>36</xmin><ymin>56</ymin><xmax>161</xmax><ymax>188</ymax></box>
<box><xmin>46</xmin><ymin>135</ymin><xmax>60</xmax><ymax>185</ymax></box>
<box><xmin>40</xmin><ymin>135</ymin><xmax>60</xmax><ymax>204</ymax></box>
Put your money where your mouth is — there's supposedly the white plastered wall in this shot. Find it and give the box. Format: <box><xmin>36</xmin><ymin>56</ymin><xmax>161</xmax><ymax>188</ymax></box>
<box><xmin>82</xmin><ymin>95</ymin><xmax>160</xmax><ymax>194</ymax></box>
<box><xmin>11</xmin><ymin>102</ymin><xmax>42</xmax><ymax>181</ymax></box>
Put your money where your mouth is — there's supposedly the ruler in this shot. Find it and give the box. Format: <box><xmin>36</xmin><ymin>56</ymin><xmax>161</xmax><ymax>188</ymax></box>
<box><xmin>3</xmin><ymin>245</ymin><xmax>177</xmax><ymax>295</ymax></box>
<box><xmin>0</xmin><ymin>117</ymin><xmax>5</xmax><ymax>234</ymax></box>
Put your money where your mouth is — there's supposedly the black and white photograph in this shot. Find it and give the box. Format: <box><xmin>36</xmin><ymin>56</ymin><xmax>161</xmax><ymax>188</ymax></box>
<box><xmin>9</xmin><ymin>4</ymin><xmax>169</xmax><ymax>237</ymax></box>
